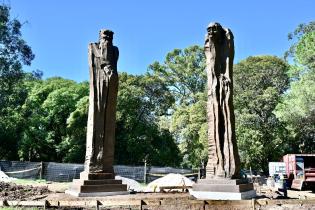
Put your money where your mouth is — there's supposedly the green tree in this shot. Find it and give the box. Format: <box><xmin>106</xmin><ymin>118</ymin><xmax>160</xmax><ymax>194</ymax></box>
<box><xmin>170</xmin><ymin>92</ymin><xmax>207</xmax><ymax>168</ymax></box>
<box><xmin>234</xmin><ymin>56</ymin><xmax>290</xmax><ymax>172</ymax></box>
<box><xmin>149</xmin><ymin>46</ymin><xmax>206</xmax><ymax>103</ymax></box>
<box><xmin>276</xmin><ymin>23</ymin><xmax>315</xmax><ymax>153</ymax></box>
<box><xmin>284</xmin><ymin>21</ymin><xmax>315</xmax><ymax>60</ymax></box>
<box><xmin>60</xmin><ymin>96</ymin><xmax>89</xmax><ymax>163</ymax></box>
<box><xmin>149</xmin><ymin>45</ymin><xmax>207</xmax><ymax>168</ymax></box>
<box><xmin>19</xmin><ymin>78</ymin><xmax>89</xmax><ymax>161</ymax></box>
<box><xmin>0</xmin><ymin>4</ymin><xmax>35</xmax><ymax>159</ymax></box>
<box><xmin>115</xmin><ymin>73</ymin><xmax>181</xmax><ymax>166</ymax></box>
<box><xmin>275</xmin><ymin>72</ymin><xmax>315</xmax><ymax>153</ymax></box>
<box><xmin>18</xmin><ymin>72</ymin><xmax>181</xmax><ymax>165</ymax></box>
<box><xmin>295</xmin><ymin>31</ymin><xmax>315</xmax><ymax>69</ymax></box>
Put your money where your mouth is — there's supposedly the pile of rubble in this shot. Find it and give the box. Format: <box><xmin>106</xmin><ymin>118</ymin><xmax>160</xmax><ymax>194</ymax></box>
<box><xmin>0</xmin><ymin>181</ymin><xmax>50</xmax><ymax>201</ymax></box>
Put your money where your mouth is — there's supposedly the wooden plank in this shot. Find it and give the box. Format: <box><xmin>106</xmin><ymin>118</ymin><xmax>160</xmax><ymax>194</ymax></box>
<box><xmin>159</xmin><ymin>186</ymin><xmax>192</xmax><ymax>192</ymax></box>
<box><xmin>58</xmin><ymin>200</ymin><xmax>98</xmax><ymax>207</ymax></box>
<box><xmin>159</xmin><ymin>186</ymin><xmax>192</xmax><ymax>189</ymax></box>
<box><xmin>205</xmin><ymin>204</ymin><xmax>251</xmax><ymax>210</ymax></box>
<box><xmin>205</xmin><ymin>199</ymin><xmax>252</xmax><ymax>206</ymax></box>
<box><xmin>141</xmin><ymin>199</ymin><xmax>161</xmax><ymax>206</ymax></box>
<box><xmin>256</xmin><ymin>199</ymin><xmax>315</xmax><ymax>206</ymax></box>
<box><xmin>5</xmin><ymin>200</ymin><xmax>45</xmax><ymax>207</ymax></box>
<box><xmin>143</xmin><ymin>204</ymin><xmax>197</xmax><ymax>210</ymax></box>
<box><xmin>1</xmin><ymin>197</ymin><xmax>315</xmax><ymax>208</ymax></box>
<box><xmin>100</xmin><ymin>199</ymin><xmax>142</xmax><ymax>206</ymax></box>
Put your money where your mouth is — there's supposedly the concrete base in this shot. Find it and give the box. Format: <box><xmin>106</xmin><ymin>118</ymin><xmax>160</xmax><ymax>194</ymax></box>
<box><xmin>190</xmin><ymin>178</ymin><xmax>256</xmax><ymax>200</ymax></box>
<box><xmin>65</xmin><ymin>189</ymin><xmax>129</xmax><ymax>197</ymax></box>
<box><xmin>66</xmin><ymin>171</ymin><xmax>128</xmax><ymax>197</ymax></box>
<box><xmin>190</xmin><ymin>189</ymin><xmax>256</xmax><ymax>200</ymax></box>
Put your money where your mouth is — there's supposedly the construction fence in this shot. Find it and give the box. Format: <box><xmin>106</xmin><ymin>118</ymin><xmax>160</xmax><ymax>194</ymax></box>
<box><xmin>0</xmin><ymin>161</ymin><xmax>198</xmax><ymax>183</ymax></box>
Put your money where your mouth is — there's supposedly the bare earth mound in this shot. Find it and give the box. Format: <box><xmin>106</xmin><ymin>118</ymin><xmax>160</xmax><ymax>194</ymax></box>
<box><xmin>0</xmin><ymin>181</ymin><xmax>51</xmax><ymax>201</ymax></box>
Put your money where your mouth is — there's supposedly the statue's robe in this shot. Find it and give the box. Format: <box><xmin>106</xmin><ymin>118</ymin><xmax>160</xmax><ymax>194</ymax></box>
<box><xmin>205</xmin><ymin>28</ymin><xmax>240</xmax><ymax>179</ymax></box>
<box><xmin>84</xmin><ymin>42</ymin><xmax>119</xmax><ymax>174</ymax></box>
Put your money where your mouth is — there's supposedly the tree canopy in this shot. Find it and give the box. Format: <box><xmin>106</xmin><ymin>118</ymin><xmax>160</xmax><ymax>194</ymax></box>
<box><xmin>115</xmin><ymin>73</ymin><xmax>181</xmax><ymax>166</ymax></box>
<box><xmin>234</xmin><ymin>56</ymin><xmax>290</xmax><ymax>172</ymax></box>
<box><xmin>0</xmin><ymin>4</ymin><xmax>35</xmax><ymax>159</ymax></box>
<box><xmin>276</xmin><ymin>22</ymin><xmax>315</xmax><ymax>154</ymax></box>
<box><xmin>149</xmin><ymin>46</ymin><xmax>208</xmax><ymax>168</ymax></box>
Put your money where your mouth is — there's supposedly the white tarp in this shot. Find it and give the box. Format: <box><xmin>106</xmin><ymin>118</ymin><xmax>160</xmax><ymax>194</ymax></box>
<box><xmin>115</xmin><ymin>175</ymin><xmax>144</xmax><ymax>192</ymax></box>
<box><xmin>0</xmin><ymin>170</ymin><xmax>16</xmax><ymax>182</ymax></box>
<box><xmin>144</xmin><ymin>173</ymin><xmax>195</xmax><ymax>192</ymax></box>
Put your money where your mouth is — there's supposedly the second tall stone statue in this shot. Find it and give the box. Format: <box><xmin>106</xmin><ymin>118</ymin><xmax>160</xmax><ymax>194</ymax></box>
<box><xmin>191</xmin><ymin>23</ymin><xmax>255</xmax><ymax>200</ymax></box>
<box><xmin>204</xmin><ymin>22</ymin><xmax>240</xmax><ymax>179</ymax></box>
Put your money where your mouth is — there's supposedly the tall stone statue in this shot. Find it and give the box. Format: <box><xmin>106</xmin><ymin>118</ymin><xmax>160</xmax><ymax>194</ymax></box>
<box><xmin>204</xmin><ymin>22</ymin><xmax>240</xmax><ymax>179</ymax></box>
<box><xmin>191</xmin><ymin>23</ymin><xmax>255</xmax><ymax>200</ymax></box>
<box><xmin>85</xmin><ymin>29</ymin><xmax>119</xmax><ymax>174</ymax></box>
<box><xmin>66</xmin><ymin>29</ymin><xmax>126</xmax><ymax>197</ymax></box>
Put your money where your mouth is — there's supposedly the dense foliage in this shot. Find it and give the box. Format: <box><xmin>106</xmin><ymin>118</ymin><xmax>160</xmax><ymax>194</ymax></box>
<box><xmin>115</xmin><ymin>73</ymin><xmax>181</xmax><ymax>166</ymax></box>
<box><xmin>15</xmin><ymin>74</ymin><xmax>181</xmax><ymax>166</ymax></box>
<box><xmin>148</xmin><ymin>46</ymin><xmax>208</xmax><ymax>168</ymax></box>
<box><xmin>18</xmin><ymin>78</ymin><xmax>89</xmax><ymax>162</ymax></box>
<box><xmin>234</xmin><ymin>56</ymin><xmax>289</xmax><ymax>172</ymax></box>
<box><xmin>0</xmin><ymin>5</ymin><xmax>35</xmax><ymax>159</ymax></box>
<box><xmin>276</xmin><ymin>23</ymin><xmax>315</xmax><ymax>154</ymax></box>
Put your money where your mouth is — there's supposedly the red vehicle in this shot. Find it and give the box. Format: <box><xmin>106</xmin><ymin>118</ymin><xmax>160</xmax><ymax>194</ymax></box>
<box><xmin>283</xmin><ymin>154</ymin><xmax>315</xmax><ymax>190</ymax></box>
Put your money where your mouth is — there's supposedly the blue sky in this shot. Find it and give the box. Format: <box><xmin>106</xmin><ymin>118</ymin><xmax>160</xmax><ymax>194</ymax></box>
<box><xmin>8</xmin><ymin>0</ymin><xmax>315</xmax><ymax>82</ymax></box>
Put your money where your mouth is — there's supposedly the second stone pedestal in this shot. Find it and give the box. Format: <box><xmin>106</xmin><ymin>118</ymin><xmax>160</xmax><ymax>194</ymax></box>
<box><xmin>190</xmin><ymin>179</ymin><xmax>256</xmax><ymax>200</ymax></box>
<box><xmin>66</xmin><ymin>171</ymin><xmax>128</xmax><ymax>197</ymax></box>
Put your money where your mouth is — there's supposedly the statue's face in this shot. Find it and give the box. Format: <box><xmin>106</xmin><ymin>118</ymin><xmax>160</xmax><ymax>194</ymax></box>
<box><xmin>207</xmin><ymin>23</ymin><xmax>221</xmax><ymax>40</ymax></box>
<box><xmin>100</xmin><ymin>30</ymin><xmax>113</xmax><ymax>43</ymax></box>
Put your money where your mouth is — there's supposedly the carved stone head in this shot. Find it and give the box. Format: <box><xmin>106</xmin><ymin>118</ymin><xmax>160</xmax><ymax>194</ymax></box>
<box><xmin>207</xmin><ymin>22</ymin><xmax>224</xmax><ymax>42</ymax></box>
<box><xmin>99</xmin><ymin>29</ymin><xmax>114</xmax><ymax>43</ymax></box>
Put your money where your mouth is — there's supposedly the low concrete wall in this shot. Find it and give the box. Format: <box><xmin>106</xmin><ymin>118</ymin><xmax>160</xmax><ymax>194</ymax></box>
<box><xmin>1</xmin><ymin>196</ymin><xmax>315</xmax><ymax>209</ymax></box>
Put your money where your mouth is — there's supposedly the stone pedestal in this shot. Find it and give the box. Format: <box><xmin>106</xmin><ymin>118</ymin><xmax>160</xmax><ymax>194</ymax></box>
<box><xmin>66</xmin><ymin>172</ymin><xmax>128</xmax><ymax>197</ymax></box>
<box><xmin>190</xmin><ymin>179</ymin><xmax>256</xmax><ymax>200</ymax></box>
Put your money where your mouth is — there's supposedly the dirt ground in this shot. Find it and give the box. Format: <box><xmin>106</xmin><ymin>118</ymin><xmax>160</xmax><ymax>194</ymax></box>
<box><xmin>0</xmin><ymin>181</ymin><xmax>50</xmax><ymax>201</ymax></box>
<box><xmin>2</xmin><ymin>181</ymin><xmax>315</xmax><ymax>210</ymax></box>
<box><xmin>1</xmin><ymin>180</ymin><xmax>315</xmax><ymax>201</ymax></box>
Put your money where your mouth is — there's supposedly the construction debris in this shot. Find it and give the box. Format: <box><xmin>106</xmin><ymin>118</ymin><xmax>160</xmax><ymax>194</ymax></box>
<box><xmin>0</xmin><ymin>181</ymin><xmax>50</xmax><ymax>201</ymax></box>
